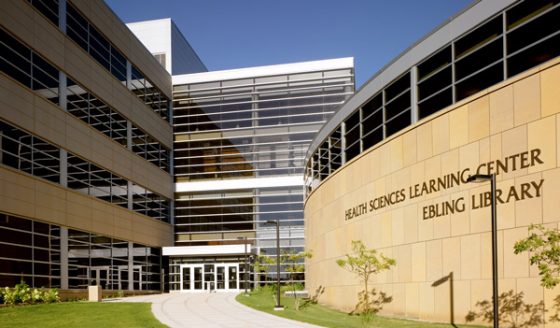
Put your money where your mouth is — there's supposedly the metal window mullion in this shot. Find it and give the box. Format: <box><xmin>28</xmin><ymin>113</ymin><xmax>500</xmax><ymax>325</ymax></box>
<box><xmin>382</xmin><ymin>91</ymin><xmax>387</xmax><ymax>139</ymax></box>
<box><xmin>341</xmin><ymin>123</ymin><xmax>346</xmax><ymax>165</ymax></box>
<box><xmin>451</xmin><ymin>42</ymin><xmax>457</xmax><ymax>102</ymax></box>
<box><xmin>411</xmin><ymin>67</ymin><xmax>418</xmax><ymax>124</ymax></box>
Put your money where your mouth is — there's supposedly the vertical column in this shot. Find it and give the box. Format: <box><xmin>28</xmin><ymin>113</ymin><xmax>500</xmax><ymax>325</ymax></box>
<box><xmin>60</xmin><ymin>150</ymin><xmax>67</xmax><ymax>187</ymax></box>
<box><xmin>126</xmin><ymin>61</ymin><xmax>132</xmax><ymax>89</ymax></box>
<box><xmin>382</xmin><ymin>91</ymin><xmax>387</xmax><ymax>139</ymax></box>
<box><xmin>127</xmin><ymin>181</ymin><xmax>133</xmax><ymax>211</ymax></box>
<box><xmin>58</xmin><ymin>0</ymin><xmax>66</xmax><ymax>33</ymax></box>
<box><xmin>59</xmin><ymin>72</ymin><xmax>68</xmax><ymax>188</ymax></box>
<box><xmin>59</xmin><ymin>72</ymin><xmax>67</xmax><ymax>111</ymax></box>
<box><xmin>126</xmin><ymin>121</ymin><xmax>132</xmax><ymax>150</ymax></box>
<box><xmin>451</xmin><ymin>43</ymin><xmax>457</xmax><ymax>103</ymax></box>
<box><xmin>410</xmin><ymin>68</ymin><xmax>418</xmax><ymax>124</ymax></box>
<box><xmin>128</xmin><ymin>242</ymin><xmax>134</xmax><ymax>291</ymax></box>
<box><xmin>502</xmin><ymin>12</ymin><xmax>508</xmax><ymax>79</ymax></box>
<box><xmin>340</xmin><ymin>122</ymin><xmax>346</xmax><ymax>165</ymax></box>
<box><xmin>60</xmin><ymin>227</ymin><xmax>69</xmax><ymax>289</ymax></box>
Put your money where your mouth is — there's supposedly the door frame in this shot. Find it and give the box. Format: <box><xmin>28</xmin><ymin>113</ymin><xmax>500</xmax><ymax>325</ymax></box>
<box><xmin>178</xmin><ymin>263</ymin><xmax>240</xmax><ymax>292</ymax></box>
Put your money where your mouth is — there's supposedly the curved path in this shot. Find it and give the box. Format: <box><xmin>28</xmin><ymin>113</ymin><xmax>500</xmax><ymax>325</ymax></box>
<box><xmin>109</xmin><ymin>292</ymin><xmax>321</xmax><ymax>328</ymax></box>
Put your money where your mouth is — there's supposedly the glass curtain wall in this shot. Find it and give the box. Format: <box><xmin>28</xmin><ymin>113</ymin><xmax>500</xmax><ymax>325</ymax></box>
<box><xmin>0</xmin><ymin>213</ymin><xmax>162</xmax><ymax>290</ymax></box>
<box><xmin>171</xmin><ymin>67</ymin><xmax>353</xmax><ymax>289</ymax></box>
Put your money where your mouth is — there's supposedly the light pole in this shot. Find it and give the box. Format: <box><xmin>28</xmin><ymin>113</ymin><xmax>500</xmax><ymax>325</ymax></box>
<box><xmin>265</xmin><ymin>219</ymin><xmax>283</xmax><ymax>310</ymax></box>
<box><xmin>467</xmin><ymin>173</ymin><xmax>498</xmax><ymax>328</ymax></box>
<box><xmin>237</xmin><ymin>236</ymin><xmax>249</xmax><ymax>294</ymax></box>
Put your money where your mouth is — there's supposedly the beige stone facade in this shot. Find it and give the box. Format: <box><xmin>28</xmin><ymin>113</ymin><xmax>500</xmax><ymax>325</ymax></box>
<box><xmin>305</xmin><ymin>58</ymin><xmax>560</xmax><ymax>325</ymax></box>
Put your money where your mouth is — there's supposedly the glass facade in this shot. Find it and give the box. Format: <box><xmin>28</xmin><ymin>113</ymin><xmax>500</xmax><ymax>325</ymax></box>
<box><xmin>25</xmin><ymin>0</ymin><xmax>171</xmax><ymax>122</ymax></box>
<box><xmin>0</xmin><ymin>213</ymin><xmax>161</xmax><ymax>290</ymax></box>
<box><xmin>306</xmin><ymin>0</ymin><xmax>560</xmax><ymax>194</ymax></box>
<box><xmin>170</xmin><ymin>65</ymin><xmax>354</xmax><ymax>289</ymax></box>
<box><xmin>0</xmin><ymin>26</ymin><xmax>171</xmax><ymax>173</ymax></box>
<box><xmin>0</xmin><ymin>120</ymin><xmax>171</xmax><ymax>223</ymax></box>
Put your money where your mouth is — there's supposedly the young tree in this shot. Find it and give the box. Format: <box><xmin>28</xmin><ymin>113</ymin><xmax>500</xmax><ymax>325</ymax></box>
<box><xmin>514</xmin><ymin>224</ymin><xmax>560</xmax><ymax>289</ymax></box>
<box><xmin>281</xmin><ymin>250</ymin><xmax>312</xmax><ymax>310</ymax></box>
<box><xmin>253</xmin><ymin>254</ymin><xmax>275</xmax><ymax>287</ymax></box>
<box><xmin>336</xmin><ymin>240</ymin><xmax>396</xmax><ymax>317</ymax></box>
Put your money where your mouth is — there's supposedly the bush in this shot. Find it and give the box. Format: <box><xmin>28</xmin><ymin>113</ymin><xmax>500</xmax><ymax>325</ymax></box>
<box><xmin>42</xmin><ymin>289</ymin><xmax>60</xmax><ymax>304</ymax></box>
<box><xmin>0</xmin><ymin>287</ymin><xmax>4</xmax><ymax>304</ymax></box>
<box><xmin>2</xmin><ymin>281</ymin><xmax>60</xmax><ymax>305</ymax></box>
<box><xmin>31</xmin><ymin>288</ymin><xmax>43</xmax><ymax>303</ymax></box>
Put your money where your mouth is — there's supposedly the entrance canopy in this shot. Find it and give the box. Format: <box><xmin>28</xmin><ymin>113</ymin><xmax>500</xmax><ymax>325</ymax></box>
<box><xmin>163</xmin><ymin>244</ymin><xmax>252</xmax><ymax>257</ymax></box>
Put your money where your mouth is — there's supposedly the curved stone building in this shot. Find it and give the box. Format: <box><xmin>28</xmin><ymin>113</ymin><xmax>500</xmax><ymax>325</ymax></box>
<box><xmin>304</xmin><ymin>0</ymin><xmax>560</xmax><ymax>325</ymax></box>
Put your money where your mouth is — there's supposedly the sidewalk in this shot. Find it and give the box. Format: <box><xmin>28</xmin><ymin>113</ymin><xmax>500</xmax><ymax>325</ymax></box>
<box><xmin>109</xmin><ymin>292</ymin><xmax>322</xmax><ymax>328</ymax></box>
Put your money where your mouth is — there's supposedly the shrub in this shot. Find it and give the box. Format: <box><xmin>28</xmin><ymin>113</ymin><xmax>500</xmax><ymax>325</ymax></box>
<box><xmin>42</xmin><ymin>289</ymin><xmax>60</xmax><ymax>304</ymax></box>
<box><xmin>2</xmin><ymin>281</ymin><xmax>60</xmax><ymax>305</ymax></box>
<box><xmin>31</xmin><ymin>288</ymin><xmax>43</xmax><ymax>303</ymax></box>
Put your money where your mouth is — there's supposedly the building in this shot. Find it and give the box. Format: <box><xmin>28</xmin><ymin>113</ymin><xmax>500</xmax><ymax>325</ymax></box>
<box><xmin>165</xmin><ymin>59</ymin><xmax>354</xmax><ymax>292</ymax></box>
<box><xmin>0</xmin><ymin>0</ymin><xmax>198</xmax><ymax>291</ymax></box>
<box><xmin>127</xmin><ymin>18</ymin><xmax>207</xmax><ymax>75</ymax></box>
<box><xmin>304</xmin><ymin>0</ymin><xmax>560</xmax><ymax>325</ymax></box>
<box><xmin>0</xmin><ymin>0</ymin><xmax>354</xmax><ymax>294</ymax></box>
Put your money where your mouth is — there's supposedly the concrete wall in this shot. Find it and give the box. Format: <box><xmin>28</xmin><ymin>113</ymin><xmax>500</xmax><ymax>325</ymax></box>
<box><xmin>305</xmin><ymin>57</ymin><xmax>560</xmax><ymax>326</ymax></box>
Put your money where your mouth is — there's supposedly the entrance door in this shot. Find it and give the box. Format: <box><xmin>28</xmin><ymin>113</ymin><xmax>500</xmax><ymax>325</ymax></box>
<box><xmin>91</xmin><ymin>266</ymin><xmax>110</xmax><ymax>288</ymax></box>
<box><xmin>180</xmin><ymin>264</ymin><xmax>204</xmax><ymax>292</ymax></box>
<box><xmin>179</xmin><ymin>263</ymin><xmax>239</xmax><ymax>292</ymax></box>
<box><xmin>215</xmin><ymin>264</ymin><xmax>239</xmax><ymax>291</ymax></box>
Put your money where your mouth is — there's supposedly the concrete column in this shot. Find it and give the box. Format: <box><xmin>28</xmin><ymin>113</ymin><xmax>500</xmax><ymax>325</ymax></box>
<box><xmin>126</xmin><ymin>61</ymin><xmax>132</xmax><ymax>89</ymax></box>
<box><xmin>127</xmin><ymin>181</ymin><xmax>133</xmax><ymax>210</ymax></box>
<box><xmin>60</xmin><ymin>227</ymin><xmax>68</xmax><ymax>289</ymax></box>
<box><xmin>59</xmin><ymin>72</ymin><xmax>67</xmax><ymax>111</ymax></box>
<box><xmin>58</xmin><ymin>0</ymin><xmax>66</xmax><ymax>33</ymax></box>
<box><xmin>128</xmin><ymin>242</ymin><xmax>134</xmax><ymax>291</ymax></box>
<box><xmin>60</xmin><ymin>149</ymin><xmax>67</xmax><ymax>187</ymax></box>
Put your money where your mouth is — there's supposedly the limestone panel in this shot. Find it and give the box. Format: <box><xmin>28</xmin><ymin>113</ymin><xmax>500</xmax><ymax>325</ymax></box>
<box><xmin>513</xmin><ymin>74</ymin><xmax>541</xmax><ymax>127</ymax></box>
<box><xmin>528</xmin><ymin>115</ymin><xmax>557</xmax><ymax>173</ymax></box>
<box><xmin>541</xmin><ymin>63</ymin><xmax>560</xmax><ymax>118</ymax></box>
<box><xmin>489</xmin><ymin>85</ymin><xmax>514</xmax><ymax>135</ymax></box>
<box><xmin>468</xmin><ymin>96</ymin><xmax>490</xmax><ymax>142</ymax></box>
<box><xmin>449</xmin><ymin>105</ymin><xmax>468</xmax><ymax>149</ymax></box>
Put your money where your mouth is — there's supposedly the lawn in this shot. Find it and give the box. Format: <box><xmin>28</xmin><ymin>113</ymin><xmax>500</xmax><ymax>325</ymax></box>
<box><xmin>236</xmin><ymin>287</ymin><xmax>486</xmax><ymax>328</ymax></box>
<box><xmin>0</xmin><ymin>302</ymin><xmax>166</xmax><ymax>328</ymax></box>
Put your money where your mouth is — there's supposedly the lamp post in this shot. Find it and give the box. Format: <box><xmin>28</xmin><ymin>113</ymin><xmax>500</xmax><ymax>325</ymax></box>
<box><xmin>265</xmin><ymin>219</ymin><xmax>283</xmax><ymax>310</ymax></box>
<box><xmin>237</xmin><ymin>236</ymin><xmax>249</xmax><ymax>294</ymax></box>
<box><xmin>467</xmin><ymin>173</ymin><xmax>498</xmax><ymax>328</ymax></box>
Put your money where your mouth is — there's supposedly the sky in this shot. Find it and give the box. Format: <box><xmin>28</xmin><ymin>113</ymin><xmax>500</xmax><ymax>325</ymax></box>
<box><xmin>106</xmin><ymin>0</ymin><xmax>472</xmax><ymax>88</ymax></box>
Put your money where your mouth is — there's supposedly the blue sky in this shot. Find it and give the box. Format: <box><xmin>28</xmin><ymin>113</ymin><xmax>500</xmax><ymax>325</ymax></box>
<box><xmin>106</xmin><ymin>0</ymin><xmax>471</xmax><ymax>87</ymax></box>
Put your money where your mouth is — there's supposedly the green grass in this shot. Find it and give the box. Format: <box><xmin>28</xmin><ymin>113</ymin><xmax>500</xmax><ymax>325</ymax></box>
<box><xmin>236</xmin><ymin>287</ymin><xmax>486</xmax><ymax>328</ymax></box>
<box><xmin>0</xmin><ymin>302</ymin><xmax>166</xmax><ymax>328</ymax></box>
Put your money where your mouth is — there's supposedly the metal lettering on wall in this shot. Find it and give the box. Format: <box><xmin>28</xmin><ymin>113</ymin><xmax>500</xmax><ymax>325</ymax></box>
<box><xmin>344</xmin><ymin>148</ymin><xmax>544</xmax><ymax>221</ymax></box>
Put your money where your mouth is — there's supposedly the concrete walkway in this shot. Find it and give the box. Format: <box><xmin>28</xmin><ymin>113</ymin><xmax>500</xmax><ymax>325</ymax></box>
<box><xmin>108</xmin><ymin>292</ymin><xmax>321</xmax><ymax>328</ymax></box>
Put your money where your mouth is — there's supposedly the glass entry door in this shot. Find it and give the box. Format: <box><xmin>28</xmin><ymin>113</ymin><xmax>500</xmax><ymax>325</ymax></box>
<box><xmin>179</xmin><ymin>263</ymin><xmax>239</xmax><ymax>292</ymax></box>
<box><xmin>180</xmin><ymin>264</ymin><xmax>204</xmax><ymax>292</ymax></box>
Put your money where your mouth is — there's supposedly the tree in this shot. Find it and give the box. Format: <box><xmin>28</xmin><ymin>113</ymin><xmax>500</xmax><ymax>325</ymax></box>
<box><xmin>336</xmin><ymin>240</ymin><xmax>396</xmax><ymax>317</ymax></box>
<box><xmin>253</xmin><ymin>254</ymin><xmax>275</xmax><ymax>287</ymax></box>
<box><xmin>513</xmin><ymin>224</ymin><xmax>560</xmax><ymax>289</ymax></box>
<box><xmin>281</xmin><ymin>250</ymin><xmax>312</xmax><ymax>310</ymax></box>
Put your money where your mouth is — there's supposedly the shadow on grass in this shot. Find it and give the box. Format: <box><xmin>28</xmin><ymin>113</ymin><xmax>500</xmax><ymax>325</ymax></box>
<box><xmin>237</xmin><ymin>286</ymin><xmax>486</xmax><ymax>328</ymax></box>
